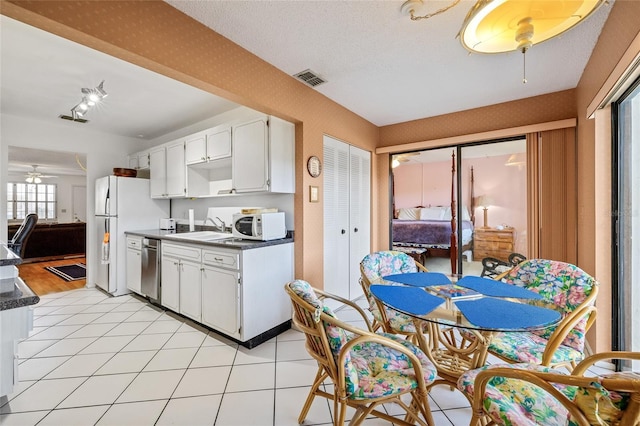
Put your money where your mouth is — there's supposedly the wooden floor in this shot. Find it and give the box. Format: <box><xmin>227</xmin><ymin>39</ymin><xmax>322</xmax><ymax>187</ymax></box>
<box><xmin>18</xmin><ymin>257</ymin><xmax>87</xmax><ymax>296</ymax></box>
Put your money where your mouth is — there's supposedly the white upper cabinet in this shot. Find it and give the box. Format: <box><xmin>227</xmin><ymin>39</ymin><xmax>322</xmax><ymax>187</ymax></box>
<box><xmin>150</xmin><ymin>140</ymin><xmax>186</xmax><ymax>199</ymax></box>
<box><xmin>185</xmin><ymin>125</ymin><xmax>232</xmax><ymax>165</ymax></box>
<box><xmin>142</xmin><ymin>114</ymin><xmax>293</xmax><ymax>198</ymax></box>
<box><xmin>232</xmin><ymin>116</ymin><xmax>294</xmax><ymax>194</ymax></box>
<box><xmin>206</xmin><ymin>125</ymin><xmax>232</xmax><ymax>161</ymax></box>
<box><xmin>149</xmin><ymin>147</ymin><xmax>166</xmax><ymax>199</ymax></box>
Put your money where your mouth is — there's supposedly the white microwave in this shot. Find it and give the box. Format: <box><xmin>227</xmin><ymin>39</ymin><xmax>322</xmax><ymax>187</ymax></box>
<box><xmin>232</xmin><ymin>212</ymin><xmax>286</xmax><ymax>241</ymax></box>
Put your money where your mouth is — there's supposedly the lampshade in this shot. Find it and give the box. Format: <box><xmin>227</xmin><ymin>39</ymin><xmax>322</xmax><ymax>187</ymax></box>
<box><xmin>476</xmin><ymin>195</ymin><xmax>495</xmax><ymax>208</ymax></box>
<box><xmin>459</xmin><ymin>0</ymin><xmax>605</xmax><ymax>54</ymax></box>
<box><xmin>505</xmin><ymin>153</ymin><xmax>525</xmax><ymax>167</ymax></box>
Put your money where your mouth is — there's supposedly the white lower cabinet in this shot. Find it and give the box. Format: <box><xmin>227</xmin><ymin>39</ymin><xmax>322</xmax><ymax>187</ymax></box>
<box><xmin>126</xmin><ymin>236</ymin><xmax>142</xmax><ymax>294</ymax></box>
<box><xmin>160</xmin><ymin>241</ymin><xmax>293</xmax><ymax>345</ymax></box>
<box><xmin>161</xmin><ymin>243</ymin><xmax>201</xmax><ymax>319</ymax></box>
<box><xmin>160</xmin><ymin>255</ymin><xmax>180</xmax><ymax>312</ymax></box>
<box><xmin>178</xmin><ymin>260</ymin><xmax>202</xmax><ymax>322</ymax></box>
<box><xmin>202</xmin><ymin>263</ymin><xmax>240</xmax><ymax>338</ymax></box>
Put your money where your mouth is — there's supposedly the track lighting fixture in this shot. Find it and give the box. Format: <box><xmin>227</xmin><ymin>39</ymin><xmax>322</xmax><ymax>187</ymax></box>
<box><xmin>71</xmin><ymin>80</ymin><xmax>108</xmax><ymax>120</ymax></box>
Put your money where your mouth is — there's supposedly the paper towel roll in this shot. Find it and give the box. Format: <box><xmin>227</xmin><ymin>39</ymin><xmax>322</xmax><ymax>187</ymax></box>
<box><xmin>188</xmin><ymin>209</ymin><xmax>195</xmax><ymax>231</ymax></box>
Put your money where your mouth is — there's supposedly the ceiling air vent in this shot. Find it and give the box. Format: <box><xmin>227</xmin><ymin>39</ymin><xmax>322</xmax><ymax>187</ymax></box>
<box><xmin>293</xmin><ymin>69</ymin><xmax>327</xmax><ymax>87</ymax></box>
<box><xmin>59</xmin><ymin>114</ymin><xmax>88</xmax><ymax>123</ymax></box>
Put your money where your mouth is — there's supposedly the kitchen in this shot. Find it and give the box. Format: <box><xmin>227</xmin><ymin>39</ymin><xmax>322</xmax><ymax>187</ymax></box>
<box><xmin>1</xmin><ymin>14</ymin><xmax>297</xmax><ymax>405</ymax></box>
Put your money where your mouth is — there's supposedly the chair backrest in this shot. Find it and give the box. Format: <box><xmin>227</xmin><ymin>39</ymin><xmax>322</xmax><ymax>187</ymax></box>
<box><xmin>9</xmin><ymin>213</ymin><xmax>38</xmax><ymax>257</ymax></box>
<box><xmin>360</xmin><ymin>251</ymin><xmax>418</xmax><ymax>284</ymax></box>
<box><xmin>284</xmin><ymin>280</ymin><xmax>359</xmax><ymax>394</ymax></box>
<box><xmin>502</xmin><ymin>258</ymin><xmax>598</xmax><ymax>352</ymax></box>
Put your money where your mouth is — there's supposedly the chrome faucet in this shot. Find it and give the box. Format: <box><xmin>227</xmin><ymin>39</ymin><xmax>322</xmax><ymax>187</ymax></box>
<box><xmin>204</xmin><ymin>216</ymin><xmax>226</xmax><ymax>232</ymax></box>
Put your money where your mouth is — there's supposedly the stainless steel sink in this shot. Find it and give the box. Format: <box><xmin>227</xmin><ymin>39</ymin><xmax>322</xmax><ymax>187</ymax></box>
<box><xmin>164</xmin><ymin>231</ymin><xmax>232</xmax><ymax>242</ymax></box>
<box><xmin>217</xmin><ymin>238</ymin><xmax>257</xmax><ymax>246</ymax></box>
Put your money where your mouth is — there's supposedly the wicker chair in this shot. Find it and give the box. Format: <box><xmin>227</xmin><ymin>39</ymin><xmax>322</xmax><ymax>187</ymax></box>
<box><xmin>458</xmin><ymin>351</ymin><xmax>640</xmax><ymax>426</ymax></box>
<box><xmin>285</xmin><ymin>280</ymin><xmax>437</xmax><ymax>426</ymax></box>
<box><xmin>485</xmin><ymin>259</ymin><xmax>599</xmax><ymax>371</ymax></box>
<box><xmin>359</xmin><ymin>251</ymin><xmax>429</xmax><ymax>338</ymax></box>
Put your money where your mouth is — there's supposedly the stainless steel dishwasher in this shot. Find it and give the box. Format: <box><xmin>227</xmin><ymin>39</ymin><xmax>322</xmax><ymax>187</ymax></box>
<box><xmin>141</xmin><ymin>237</ymin><xmax>161</xmax><ymax>304</ymax></box>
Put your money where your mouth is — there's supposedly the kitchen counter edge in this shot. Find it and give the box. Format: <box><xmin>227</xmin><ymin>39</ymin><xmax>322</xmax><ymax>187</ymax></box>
<box><xmin>125</xmin><ymin>229</ymin><xmax>294</xmax><ymax>250</ymax></box>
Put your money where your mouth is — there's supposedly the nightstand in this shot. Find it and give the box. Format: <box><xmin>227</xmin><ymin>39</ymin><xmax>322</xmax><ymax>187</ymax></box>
<box><xmin>473</xmin><ymin>228</ymin><xmax>515</xmax><ymax>262</ymax></box>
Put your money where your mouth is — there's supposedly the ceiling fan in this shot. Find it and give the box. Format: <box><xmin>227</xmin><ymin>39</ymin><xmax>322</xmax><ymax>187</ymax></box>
<box><xmin>25</xmin><ymin>165</ymin><xmax>56</xmax><ymax>183</ymax></box>
<box><xmin>391</xmin><ymin>152</ymin><xmax>420</xmax><ymax>168</ymax></box>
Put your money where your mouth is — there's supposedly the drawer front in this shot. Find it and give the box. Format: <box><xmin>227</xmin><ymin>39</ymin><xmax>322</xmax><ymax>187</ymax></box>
<box><xmin>162</xmin><ymin>243</ymin><xmax>202</xmax><ymax>261</ymax></box>
<box><xmin>475</xmin><ymin>249</ymin><xmax>511</xmax><ymax>262</ymax></box>
<box><xmin>126</xmin><ymin>236</ymin><xmax>142</xmax><ymax>250</ymax></box>
<box><xmin>202</xmin><ymin>249</ymin><xmax>238</xmax><ymax>269</ymax></box>
<box><xmin>475</xmin><ymin>231</ymin><xmax>514</xmax><ymax>242</ymax></box>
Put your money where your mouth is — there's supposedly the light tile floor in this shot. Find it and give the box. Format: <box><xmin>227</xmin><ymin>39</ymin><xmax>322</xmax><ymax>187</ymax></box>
<box><xmin>1</xmin><ymin>287</ymin><xmax>610</xmax><ymax>426</ymax></box>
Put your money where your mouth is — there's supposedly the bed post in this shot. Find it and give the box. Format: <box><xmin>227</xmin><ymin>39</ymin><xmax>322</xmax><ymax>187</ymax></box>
<box><xmin>450</xmin><ymin>151</ymin><xmax>457</xmax><ymax>274</ymax></box>
<box><xmin>470</xmin><ymin>166</ymin><xmax>475</xmax><ymax>225</ymax></box>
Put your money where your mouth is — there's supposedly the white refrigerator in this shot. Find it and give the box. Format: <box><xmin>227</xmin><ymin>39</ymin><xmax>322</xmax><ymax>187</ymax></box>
<box><xmin>95</xmin><ymin>176</ymin><xmax>169</xmax><ymax>296</ymax></box>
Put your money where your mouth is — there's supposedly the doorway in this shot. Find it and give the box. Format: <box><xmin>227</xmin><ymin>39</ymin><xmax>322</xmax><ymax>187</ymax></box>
<box><xmin>7</xmin><ymin>146</ymin><xmax>87</xmax><ymax>295</ymax></box>
<box><xmin>613</xmin><ymin>76</ymin><xmax>640</xmax><ymax>370</ymax></box>
<box><xmin>391</xmin><ymin>139</ymin><xmax>527</xmax><ymax>276</ymax></box>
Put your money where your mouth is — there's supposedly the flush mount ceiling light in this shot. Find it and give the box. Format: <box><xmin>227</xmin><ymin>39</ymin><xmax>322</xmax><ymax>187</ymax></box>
<box><xmin>70</xmin><ymin>80</ymin><xmax>108</xmax><ymax>120</ymax></box>
<box><xmin>458</xmin><ymin>0</ymin><xmax>606</xmax><ymax>83</ymax></box>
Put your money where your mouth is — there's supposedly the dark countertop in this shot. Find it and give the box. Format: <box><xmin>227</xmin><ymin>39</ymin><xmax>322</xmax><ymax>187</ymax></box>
<box><xmin>0</xmin><ymin>277</ymin><xmax>40</xmax><ymax>311</ymax></box>
<box><xmin>1</xmin><ymin>243</ymin><xmax>39</xmax><ymax>311</ymax></box>
<box><xmin>0</xmin><ymin>244</ymin><xmax>22</xmax><ymax>267</ymax></box>
<box><xmin>124</xmin><ymin>229</ymin><xmax>294</xmax><ymax>250</ymax></box>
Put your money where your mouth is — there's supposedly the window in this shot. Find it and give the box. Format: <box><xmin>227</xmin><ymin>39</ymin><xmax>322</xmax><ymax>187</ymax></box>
<box><xmin>6</xmin><ymin>182</ymin><xmax>57</xmax><ymax>221</ymax></box>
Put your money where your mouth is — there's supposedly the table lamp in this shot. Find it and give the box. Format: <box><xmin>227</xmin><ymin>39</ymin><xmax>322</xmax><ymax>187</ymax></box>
<box><xmin>476</xmin><ymin>195</ymin><xmax>495</xmax><ymax>228</ymax></box>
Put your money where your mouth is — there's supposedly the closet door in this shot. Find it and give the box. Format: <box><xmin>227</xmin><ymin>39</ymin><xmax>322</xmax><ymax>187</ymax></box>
<box><xmin>349</xmin><ymin>145</ymin><xmax>370</xmax><ymax>298</ymax></box>
<box><xmin>323</xmin><ymin>136</ymin><xmax>351</xmax><ymax>300</ymax></box>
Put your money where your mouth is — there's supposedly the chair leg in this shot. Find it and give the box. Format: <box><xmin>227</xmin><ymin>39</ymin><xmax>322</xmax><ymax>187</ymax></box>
<box><xmin>298</xmin><ymin>366</ymin><xmax>327</xmax><ymax>424</ymax></box>
<box><xmin>334</xmin><ymin>399</ymin><xmax>348</xmax><ymax>426</ymax></box>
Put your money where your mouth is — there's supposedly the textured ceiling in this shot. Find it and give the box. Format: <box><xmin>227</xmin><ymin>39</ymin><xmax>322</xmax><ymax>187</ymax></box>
<box><xmin>167</xmin><ymin>0</ymin><xmax>612</xmax><ymax>126</ymax></box>
<box><xmin>1</xmin><ymin>2</ymin><xmax>613</xmax><ymax>174</ymax></box>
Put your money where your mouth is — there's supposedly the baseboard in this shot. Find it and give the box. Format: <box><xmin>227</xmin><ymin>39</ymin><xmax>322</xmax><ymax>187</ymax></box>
<box><xmin>19</xmin><ymin>253</ymin><xmax>85</xmax><ymax>264</ymax></box>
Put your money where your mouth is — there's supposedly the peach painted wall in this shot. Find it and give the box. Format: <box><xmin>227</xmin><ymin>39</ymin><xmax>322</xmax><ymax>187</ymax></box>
<box><xmin>394</xmin><ymin>154</ymin><xmax>527</xmax><ymax>254</ymax></box>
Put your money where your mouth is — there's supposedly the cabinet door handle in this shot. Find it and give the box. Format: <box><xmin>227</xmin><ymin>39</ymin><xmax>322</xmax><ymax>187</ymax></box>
<box><xmin>214</xmin><ymin>257</ymin><xmax>223</xmax><ymax>261</ymax></box>
<box><xmin>354</xmin><ymin>228</ymin><xmax>358</xmax><ymax>233</ymax></box>
<box><xmin>201</xmin><ymin>156</ymin><xmax>206</xmax><ymax>160</ymax></box>
<box><xmin>341</xmin><ymin>229</ymin><xmax>346</xmax><ymax>234</ymax></box>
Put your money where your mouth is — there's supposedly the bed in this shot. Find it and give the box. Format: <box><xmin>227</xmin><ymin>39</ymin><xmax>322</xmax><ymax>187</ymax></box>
<box><xmin>392</xmin><ymin>153</ymin><xmax>475</xmax><ymax>274</ymax></box>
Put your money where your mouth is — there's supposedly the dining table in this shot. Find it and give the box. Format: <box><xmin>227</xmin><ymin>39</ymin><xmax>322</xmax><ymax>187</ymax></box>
<box><xmin>369</xmin><ymin>272</ymin><xmax>563</xmax><ymax>388</ymax></box>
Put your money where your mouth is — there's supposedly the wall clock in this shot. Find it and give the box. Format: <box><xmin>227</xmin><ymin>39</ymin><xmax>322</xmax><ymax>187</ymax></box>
<box><xmin>307</xmin><ymin>156</ymin><xmax>322</xmax><ymax>178</ymax></box>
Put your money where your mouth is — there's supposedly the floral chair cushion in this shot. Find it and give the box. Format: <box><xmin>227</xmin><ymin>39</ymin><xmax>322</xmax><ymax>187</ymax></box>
<box><xmin>501</xmin><ymin>259</ymin><xmax>597</xmax><ymax>353</ymax></box>
<box><xmin>346</xmin><ymin>332</ymin><xmax>437</xmax><ymax>400</ymax></box>
<box><xmin>458</xmin><ymin>363</ymin><xmax>578</xmax><ymax>426</ymax></box>
<box><xmin>361</xmin><ymin>251</ymin><xmax>419</xmax><ymax>280</ymax></box>
<box><xmin>574</xmin><ymin>371</ymin><xmax>638</xmax><ymax>426</ymax></box>
<box><xmin>288</xmin><ymin>280</ymin><xmax>436</xmax><ymax>399</ymax></box>
<box><xmin>361</xmin><ymin>251</ymin><xmax>420</xmax><ymax>332</ymax></box>
<box><xmin>487</xmin><ymin>330</ymin><xmax>584</xmax><ymax>365</ymax></box>
<box><xmin>459</xmin><ymin>365</ymin><xmax>636</xmax><ymax>426</ymax></box>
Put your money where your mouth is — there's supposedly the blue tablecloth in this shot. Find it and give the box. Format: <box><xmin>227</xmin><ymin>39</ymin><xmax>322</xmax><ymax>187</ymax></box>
<box><xmin>455</xmin><ymin>297</ymin><xmax>561</xmax><ymax>330</ymax></box>
<box><xmin>370</xmin><ymin>285</ymin><xmax>444</xmax><ymax>316</ymax></box>
<box><xmin>382</xmin><ymin>272</ymin><xmax>452</xmax><ymax>287</ymax></box>
<box><xmin>456</xmin><ymin>275</ymin><xmax>542</xmax><ymax>300</ymax></box>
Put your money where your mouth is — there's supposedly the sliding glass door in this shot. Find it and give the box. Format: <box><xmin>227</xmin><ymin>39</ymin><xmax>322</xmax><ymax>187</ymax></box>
<box><xmin>613</xmin><ymin>77</ymin><xmax>640</xmax><ymax>370</ymax></box>
<box><xmin>391</xmin><ymin>139</ymin><xmax>527</xmax><ymax>276</ymax></box>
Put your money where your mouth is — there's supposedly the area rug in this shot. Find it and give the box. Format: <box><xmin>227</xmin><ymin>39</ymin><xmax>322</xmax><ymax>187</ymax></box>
<box><xmin>45</xmin><ymin>263</ymin><xmax>86</xmax><ymax>281</ymax></box>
